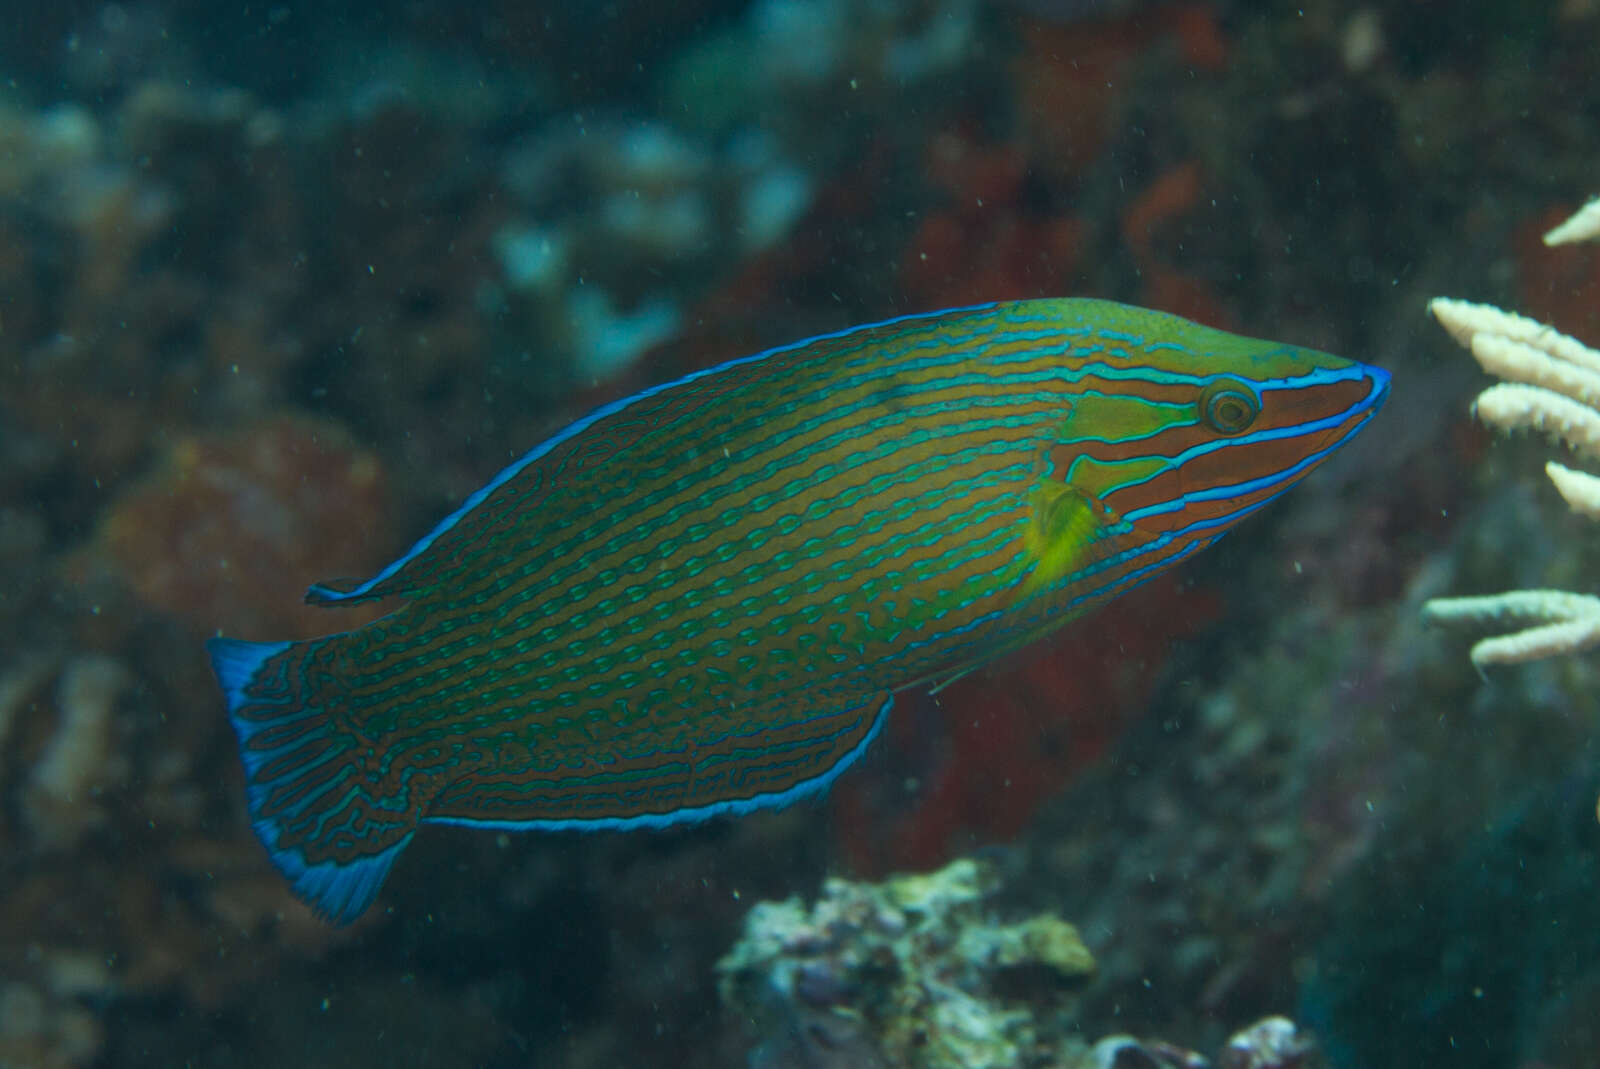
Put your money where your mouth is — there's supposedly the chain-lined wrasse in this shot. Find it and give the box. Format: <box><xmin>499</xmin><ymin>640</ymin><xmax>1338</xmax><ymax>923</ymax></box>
<box><xmin>207</xmin><ymin>298</ymin><xmax>1389</xmax><ymax>923</ymax></box>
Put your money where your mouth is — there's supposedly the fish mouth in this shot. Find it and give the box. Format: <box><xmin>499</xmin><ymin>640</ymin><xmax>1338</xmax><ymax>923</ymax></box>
<box><xmin>1363</xmin><ymin>363</ymin><xmax>1392</xmax><ymax>414</ymax></box>
<box><xmin>1349</xmin><ymin>362</ymin><xmax>1391</xmax><ymax>431</ymax></box>
<box><xmin>1314</xmin><ymin>362</ymin><xmax>1389</xmax><ymax>455</ymax></box>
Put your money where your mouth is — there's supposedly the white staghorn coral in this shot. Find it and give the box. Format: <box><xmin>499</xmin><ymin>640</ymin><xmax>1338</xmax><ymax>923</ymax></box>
<box><xmin>1423</xmin><ymin>199</ymin><xmax>1600</xmax><ymax>671</ymax></box>
<box><xmin>1424</xmin><ymin>199</ymin><xmax>1600</xmax><ymax>825</ymax></box>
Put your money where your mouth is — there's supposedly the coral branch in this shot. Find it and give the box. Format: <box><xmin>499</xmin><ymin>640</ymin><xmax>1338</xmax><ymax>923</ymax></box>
<box><xmin>1471</xmin><ymin>382</ymin><xmax>1600</xmax><ymax>463</ymax></box>
<box><xmin>1544</xmin><ymin>196</ymin><xmax>1600</xmax><ymax>246</ymax></box>
<box><xmin>1422</xmin><ymin>590</ymin><xmax>1600</xmax><ymax>668</ymax></box>
<box><xmin>1545</xmin><ymin>460</ymin><xmax>1600</xmax><ymax>520</ymax></box>
<box><xmin>1430</xmin><ymin>297</ymin><xmax>1600</xmax><ymax>377</ymax></box>
<box><xmin>1424</xmin><ymin>199</ymin><xmax>1600</xmax><ymax>712</ymax></box>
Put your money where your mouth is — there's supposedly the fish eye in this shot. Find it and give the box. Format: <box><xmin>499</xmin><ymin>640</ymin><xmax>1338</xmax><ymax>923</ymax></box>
<box><xmin>1198</xmin><ymin>378</ymin><xmax>1260</xmax><ymax>435</ymax></box>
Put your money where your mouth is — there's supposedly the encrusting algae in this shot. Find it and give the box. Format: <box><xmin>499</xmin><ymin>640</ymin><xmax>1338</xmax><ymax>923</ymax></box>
<box><xmin>716</xmin><ymin>858</ymin><xmax>1095</xmax><ymax>1069</ymax></box>
<box><xmin>717</xmin><ymin>857</ymin><xmax>1327</xmax><ymax>1068</ymax></box>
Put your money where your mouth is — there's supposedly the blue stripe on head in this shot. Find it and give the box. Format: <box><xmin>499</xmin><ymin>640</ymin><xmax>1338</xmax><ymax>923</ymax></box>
<box><xmin>1122</xmin><ymin>363</ymin><xmax>1389</xmax><ymax>524</ymax></box>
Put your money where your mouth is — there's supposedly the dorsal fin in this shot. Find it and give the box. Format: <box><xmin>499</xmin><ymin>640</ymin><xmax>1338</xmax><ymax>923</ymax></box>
<box><xmin>299</xmin><ymin>304</ymin><xmax>1004</xmax><ymax>609</ymax></box>
<box><xmin>304</xmin><ymin>577</ymin><xmax>373</xmax><ymax>606</ymax></box>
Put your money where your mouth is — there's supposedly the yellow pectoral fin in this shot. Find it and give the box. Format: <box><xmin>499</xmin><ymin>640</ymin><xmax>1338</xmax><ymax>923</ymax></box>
<box><xmin>1022</xmin><ymin>481</ymin><xmax>1117</xmax><ymax>596</ymax></box>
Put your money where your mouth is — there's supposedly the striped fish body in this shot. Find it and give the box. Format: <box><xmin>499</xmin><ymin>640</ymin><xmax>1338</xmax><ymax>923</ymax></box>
<box><xmin>208</xmin><ymin>298</ymin><xmax>1389</xmax><ymax>922</ymax></box>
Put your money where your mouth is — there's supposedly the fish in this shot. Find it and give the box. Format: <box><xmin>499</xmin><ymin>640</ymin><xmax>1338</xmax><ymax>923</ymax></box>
<box><xmin>206</xmin><ymin>298</ymin><xmax>1390</xmax><ymax>923</ymax></box>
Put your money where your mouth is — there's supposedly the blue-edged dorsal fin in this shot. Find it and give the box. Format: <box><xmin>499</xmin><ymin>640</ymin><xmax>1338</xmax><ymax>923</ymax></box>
<box><xmin>301</xmin><ymin>303</ymin><xmax>1004</xmax><ymax>608</ymax></box>
<box><xmin>304</xmin><ymin>577</ymin><xmax>370</xmax><ymax>606</ymax></box>
<box><xmin>298</xmin><ymin>444</ymin><xmax>557</xmax><ymax>606</ymax></box>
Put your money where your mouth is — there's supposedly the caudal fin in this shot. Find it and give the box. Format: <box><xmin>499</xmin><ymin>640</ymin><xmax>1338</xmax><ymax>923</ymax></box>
<box><xmin>207</xmin><ymin>636</ymin><xmax>416</xmax><ymax>924</ymax></box>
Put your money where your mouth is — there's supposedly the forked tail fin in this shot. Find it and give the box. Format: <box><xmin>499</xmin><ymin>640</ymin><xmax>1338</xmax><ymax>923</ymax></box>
<box><xmin>206</xmin><ymin>636</ymin><xmax>417</xmax><ymax>924</ymax></box>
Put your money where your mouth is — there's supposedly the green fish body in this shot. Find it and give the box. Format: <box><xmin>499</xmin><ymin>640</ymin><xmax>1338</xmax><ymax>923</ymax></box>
<box><xmin>208</xmin><ymin>298</ymin><xmax>1389</xmax><ymax>922</ymax></box>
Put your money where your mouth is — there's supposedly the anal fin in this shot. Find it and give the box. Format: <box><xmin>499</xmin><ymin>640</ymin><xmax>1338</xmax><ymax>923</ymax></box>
<box><xmin>424</xmin><ymin>691</ymin><xmax>895</xmax><ymax>831</ymax></box>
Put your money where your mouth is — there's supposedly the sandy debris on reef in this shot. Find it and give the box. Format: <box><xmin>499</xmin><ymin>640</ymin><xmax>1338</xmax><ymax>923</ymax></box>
<box><xmin>22</xmin><ymin>655</ymin><xmax>130</xmax><ymax>848</ymax></box>
<box><xmin>1</xmin><ymin>656</ymin><xmax>125</xmax><ymax>1068</ymax></box>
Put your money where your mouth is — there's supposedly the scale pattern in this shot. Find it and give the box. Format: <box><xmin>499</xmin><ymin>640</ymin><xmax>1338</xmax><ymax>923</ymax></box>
<box><xmin>207</xmin><ymin>298</ymin><xmax>1389</xmax><ymax>922</ymax></box>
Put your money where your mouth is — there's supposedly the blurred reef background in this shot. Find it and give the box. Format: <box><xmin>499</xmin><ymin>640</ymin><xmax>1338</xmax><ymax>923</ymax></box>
<box><xmin>2</xmin><ymin>1</ymin><xmax>1600</xmax><ymax>1066</ymax></box>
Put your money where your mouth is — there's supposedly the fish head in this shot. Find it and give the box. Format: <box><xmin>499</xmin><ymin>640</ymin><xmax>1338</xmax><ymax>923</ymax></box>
<box><xmin>1039</xmin><ymin>301</ymin><xmax>1390</xmax><ymax>560</ymax></box>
